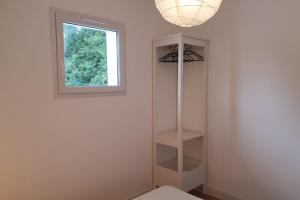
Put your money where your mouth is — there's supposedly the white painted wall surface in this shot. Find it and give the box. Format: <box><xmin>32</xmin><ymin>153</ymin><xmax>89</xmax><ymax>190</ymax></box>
<box><xmin>190</xmin><ymin>1</ymin><xmax>300</xmax><ymax>199</ymax></box>
<box><xmin>143</xmin><ymin>0</ymin><xmax>300</xmax><ymax>199</ymax></box>
<box><xmin>1</xmin><ymin>0</ymin><xmax>300</xmax><ymax>200</ymax></box>
<box><xmin>0</xmin><ymin>0</ymin><xmax>155</xmax><ymax>199</ymax></box>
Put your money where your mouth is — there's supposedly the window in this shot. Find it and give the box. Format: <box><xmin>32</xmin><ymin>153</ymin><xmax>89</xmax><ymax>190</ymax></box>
<box><xmin>52</xmin><ymin>8</ymin><xmax>126</xmax><ymax>94</ymax></box>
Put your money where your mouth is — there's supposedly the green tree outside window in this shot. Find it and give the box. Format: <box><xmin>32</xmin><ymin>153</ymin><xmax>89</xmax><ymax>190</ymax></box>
<box><xmin>63</xmin><ymin>23</ymin><xmax>108</xmax><ymax>87</ymax></box>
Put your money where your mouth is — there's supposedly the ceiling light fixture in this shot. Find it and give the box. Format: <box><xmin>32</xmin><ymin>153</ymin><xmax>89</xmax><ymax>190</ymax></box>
<box><xmin>155</xmin><ymin>0</ymin><xmax>222</xmax><ymax>27</ymax></box>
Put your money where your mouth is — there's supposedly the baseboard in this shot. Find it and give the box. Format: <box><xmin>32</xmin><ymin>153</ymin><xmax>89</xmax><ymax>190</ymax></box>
<box><xmin>206</xmin><ymin>186</ymin><xmax>246</xmax><ymax>200</ymax></box>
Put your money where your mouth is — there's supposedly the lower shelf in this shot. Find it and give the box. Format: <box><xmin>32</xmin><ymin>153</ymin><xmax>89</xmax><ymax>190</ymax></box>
<box><xmin>154</xmin><ymin>157</ymin><xmax>204</xmax><ymax>191</ymax></box>
<box><xmin>158</xmin><ymin>157</ymin><xmax>201</xmax><ymax>172</ymax></box>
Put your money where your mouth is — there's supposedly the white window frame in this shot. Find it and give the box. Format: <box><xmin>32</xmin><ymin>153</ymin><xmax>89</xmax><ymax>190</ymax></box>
<box><xmin>51</xmin><ymin>8</ymin><xmax>126</xmax><ymax>95</ymax></box>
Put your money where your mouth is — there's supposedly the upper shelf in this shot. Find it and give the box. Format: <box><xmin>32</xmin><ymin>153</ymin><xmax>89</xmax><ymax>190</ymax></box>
<box><xmin>155</xmin><ymin>129</ymin><xmax>203</xmax><ymax>147</ymax></box>
<box><xmin>153</xmin><ymin>33</ymin><xmax>208</xmax><ymax>49</ymax></box>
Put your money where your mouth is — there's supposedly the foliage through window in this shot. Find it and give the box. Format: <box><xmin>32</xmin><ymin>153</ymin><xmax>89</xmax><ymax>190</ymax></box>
<box><xmin>63</xmin><ymin>23</ymin><xmax>109</xmax><ymax>87</ymax></box>
<box><xmin>52</xmin><ymin>8</ymin><xmax>126</xmax><ymax>94</ymax></box>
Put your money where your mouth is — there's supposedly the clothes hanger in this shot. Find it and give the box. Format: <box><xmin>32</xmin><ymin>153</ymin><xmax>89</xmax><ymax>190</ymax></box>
<box><xmin>159</xmin><ymin>44</ymin><xmax>204</xmax><ymax>63</ymax></box>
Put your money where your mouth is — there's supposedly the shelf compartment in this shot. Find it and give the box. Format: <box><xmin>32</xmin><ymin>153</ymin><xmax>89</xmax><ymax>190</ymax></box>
<box><xmin>158</xmin><ymin>157</ymin><xmax>201</xmax><ymax>172</ymax></box>
<box><xmin>182</xmin><ymin>160</ymin><xmax>204</xmax><ymax>192</ymax></box>
<box><xmin>154</xmin><ymin>157</ymin><xmax>204</xmax><ymax>192</ymax></box>
<box><xmin>155</xmin><ymin>129</ymin><xmax>203</xmax><ymax>147</ymax></box>
<box><xmin>154</xmin><ymin>164</ymin><xmax>179</xmax><ymax>188</ymax></box>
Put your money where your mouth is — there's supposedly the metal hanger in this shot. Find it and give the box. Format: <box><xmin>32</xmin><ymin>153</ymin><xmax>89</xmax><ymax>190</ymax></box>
<box><xmin>159</xmin><ymin>44</ymin><xmax>204</xmax><ymax>63</ymax></box>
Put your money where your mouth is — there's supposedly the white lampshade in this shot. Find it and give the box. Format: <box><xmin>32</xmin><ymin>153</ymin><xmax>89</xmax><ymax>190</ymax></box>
<box><xmin>155</xmin><ymin>0</ymin><xmax>222</xmax><ymax>27</ymax></box>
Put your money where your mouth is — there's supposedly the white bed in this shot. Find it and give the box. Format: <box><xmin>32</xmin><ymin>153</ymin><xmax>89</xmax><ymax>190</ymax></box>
<box><xmin>133</xmin><ymin>186</ymin><xmax>203</xmax><ymax>200</ymax></box>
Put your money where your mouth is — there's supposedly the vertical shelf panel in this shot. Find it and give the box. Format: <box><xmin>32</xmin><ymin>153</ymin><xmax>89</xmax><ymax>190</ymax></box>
<box><xmin>177</xmin><ymin>39</ymin><xmax>184</xmax><ymax>187</ymax></box>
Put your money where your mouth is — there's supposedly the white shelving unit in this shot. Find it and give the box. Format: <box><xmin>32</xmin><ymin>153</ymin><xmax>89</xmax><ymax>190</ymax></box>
<box><xmin>153</xmin><ymin>33</ymin><xmax>208</xmax><ymax>192</ymax></box>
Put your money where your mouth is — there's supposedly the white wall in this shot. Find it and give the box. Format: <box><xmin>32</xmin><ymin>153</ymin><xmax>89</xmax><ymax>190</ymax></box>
<box><xmin>0</xmin><ymin>0</ymin><xmax>155</xmax><ymax>200</ymax></box>
<box><xmin>1</xmin><ymin>0</ymin><xmax>300</xmax><ymax>200</ymax></box>
<box><xmin>202</xmin><ymin>0</ymin><xmax>300</xmax><ymax>199</ymax></box>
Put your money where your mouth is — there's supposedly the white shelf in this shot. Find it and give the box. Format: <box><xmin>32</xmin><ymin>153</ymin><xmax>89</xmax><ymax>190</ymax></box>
<box><xmin>154</xmin><ymin>157</ymin><xmax>204</xmax><ymax>191</ymax></box>
<box><xmin>155</xmin><ymin>129</ymin><xmax>203</xmax><ymax>147</ymax></box>
<box><xmin>153</xmin><ymin>34</ymin><xmax>207</xmax><ymax>192</ymax></box>
<box><xmin>158</xmin><ymin>157</ymin><xmax>201</xmax><ymax>172</ymax></box>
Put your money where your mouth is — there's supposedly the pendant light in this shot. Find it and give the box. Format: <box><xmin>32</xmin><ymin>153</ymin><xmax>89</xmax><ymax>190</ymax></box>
<box><xmin>155</xmin><ymin>0</ymin><xmax>222</xmax><ymax>27</ymax></box>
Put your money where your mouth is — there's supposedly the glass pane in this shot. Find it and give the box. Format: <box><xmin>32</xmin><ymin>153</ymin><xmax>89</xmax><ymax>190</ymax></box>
<box><xmin>63</xmin><ymin>23</ymin><xmax>118</xmax><ymax>87</ymax></box>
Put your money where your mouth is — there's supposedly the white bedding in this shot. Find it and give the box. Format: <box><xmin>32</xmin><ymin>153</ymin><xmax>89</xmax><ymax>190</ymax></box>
<box><xmin>133</xmin><ymin>186</ymin><xmax>203</xmax><ymax>200</ymax></box>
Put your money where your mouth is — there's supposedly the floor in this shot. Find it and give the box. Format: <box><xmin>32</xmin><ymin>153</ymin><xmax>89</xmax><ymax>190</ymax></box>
<box><xmin>189</xmin><ymin>190</ymin><xmax>220</xmax><ymax>200</ymax></box>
